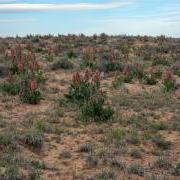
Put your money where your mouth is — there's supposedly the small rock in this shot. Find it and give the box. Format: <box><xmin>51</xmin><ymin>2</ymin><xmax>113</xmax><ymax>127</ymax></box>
<box><xmin>175</xmin><ymin>89</ymin><xmax>180</xmax><ymax>99</ymax></box>
<box><xmin>172</xmin><ymin>61</ymin><xmax>180</xmax><ymax>69</ymax></box>
<box><xmin>0</xmin><ymin>64</ymin><xmax>9</xmax><ymax>78</ymax></box>
<box><xmin>175</xmin><ymin>78</ymin><xmax>180</xmax><ymax>89</ymax></box>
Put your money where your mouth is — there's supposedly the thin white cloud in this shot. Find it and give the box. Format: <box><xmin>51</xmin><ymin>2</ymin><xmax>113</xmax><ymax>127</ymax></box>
<box><xmin>0</xmin><ymin>0</ymin><xmax>17</xmax><ymax>3</ymax></box>
<box><xmin>0</xmin><ymin>18</ymin><xmax>36</xmax><ymax>23</ymax></box>
<box><xmin>0</xmin><ymin>2</ymin><xmax>133</xmax><ymax>12</ymax></box>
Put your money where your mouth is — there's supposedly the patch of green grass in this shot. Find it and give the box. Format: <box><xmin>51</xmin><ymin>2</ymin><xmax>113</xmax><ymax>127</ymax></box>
<box><xmin>150</xmin><ymin>122</ymin><xmax>168</xmax><ymax>131</ymax></box>
<box><xmin>152</xmin><ymin>135</ymin><xmax>171</xmax><ymax>150</ymax></box>
<box><xmin>95</xmin><ymin>169</ymin><xmax>117</xmax><ymax>180</ymax></box>
<box><xmin>60</xmin><ymin>151</ymin><xmax>72</xmax><ymax>159</ymax></box>
<box><xmin>0</xmin><ymin>81</ymin><xmax>20</xmax><ymax>95</ymax></box>
<box><xmin>86</xmin><ymin>153</ymin><xmax>98</xmax><ymax>167</ymax></box>
<box><xmin>0</xmin><ymin>131</ymin><xmax>17</xmax><ymax>149</ymax></box>
<box><xmin>112</xmin><ymin>91</ymin><xmax>177</xmax><ymax>111</ymax></box>
<box><xmin>20</xmin><ymin>129</ymin><xmax>43</xmax><ymax>149</ymax></box>
<box><xmin>127</xmin><ymin>163</ymin><xmax>144</xmax><ymax>177</ymax></box>
<box><xmin>130</xmin><ymin>149</ymin><xmax>142</xmax><ymax>159</ymax></box>
<box><xmin>79</xmin><ymin>96</ymin><xmax>114</xmax><ymax>122</ymax></box>
<box><xmin>171</xmin><ymin>162</ymin><xmax>180</xmax><ymax>176</ymax></box>
<box><xmin>78</xmin><ymin>143</ymin><xmax>93</xmax><ymax>153</ymax></box>
<box><xmin>112</xmin><ymin>77</ymin><xmax>124</xmax><ymax>89</ymax></box>
<box><xmin>107</xmin><ymin>129</ymin><xmax>126</xmax><ymax>144</ymax></box>
<box><xmin>169</xmin><ymin>115</ymin><xmax>180</xmax><ymax>131</ymax></box>
<box><xmin>153</xmin><ymin>156</ymin><xmax>172</xmax><ymax>170</ymax></box>
<box><xmin>51</xmin><ymin>58</ymin><xmax>74</xmax><ymax>70</ymax></box>
<box><xmin>109</xmin><ymin>158</ymin><xmax>126</xmax><ymax>170</ymax></box>
<box><xmin>152</xmin><ymin>59</ymin><xmax>171</xmax><ymax>66</ymax></box>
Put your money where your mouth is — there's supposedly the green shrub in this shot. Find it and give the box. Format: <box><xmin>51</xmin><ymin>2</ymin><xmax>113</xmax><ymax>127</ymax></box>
<box><xmin>45</xmin><ymin>54</ymin><xmax>54</xmax><ymax>62</ymax></box>
<box><xmin>80</xmin><ymin>60</ymin><xmax>97</xmax><ymax>69</ymax></box>
<box><xmin>51</xmin><ymin>58</ymin><xmax>74</xmax><ymax>70</ymax></box>
<box><xmin>127</xmin><ymin>163</ymin><xmax>144</xmax><ymax>176</ymax></box>
<box><xmin>19</xmin><ymin>76</ymin><xmax>41</xmax><ymax>104</ymax></box>
<box><xmin>0</xmin><ymin>81</ymin><xmax>20</xmax><ymax>95</ymax></box>
<box><xmin>81</xmin><ymin>47</ymin><xmax>96</xmax><ymax>69</ymax></box>
<box><xmin>5</xmin><ymin>45</ymin><xmax>44</xmax><ymax>104</ymax></box>
<box><xmin>102</xmin><ymin>61</ymin><xmax>121</xmax><ymax>73</ymax></box>
<box><xmin>112</xmin><ymin>77</ymin><xmax>124</xmax><ymax>89</ymax></box>
<box><xmin>78</xmin><ymin>143</ymin><xmax>93</xmax><ymax>153</ymax></box>
<box><xmin>163</xmin><ymin>79</ymin><xmax>176</xmax><ymax>92</ymax></box>
<box><xmin>152</xmin><ymin>59</ymin><xmax>171</xmax><ymax>66</ymax></box>
<box><xmin>143</xmin><ymin>74</ymin><xmax>157</xmax><ymax>85</ymax></box>
<box><xmin>162</xmin><ymin>69</ymin><xmax>176</xmax><ymax>92</ymax></box>
<box><xmin>3</xmin><ymin>165</ymin><xmax>21</xmax><ymax>180</ymax></box>
<box><xmin>171</xmin><ymin>162</ymin><xmax>180</xmax><ymax>176</ymax></box>
<box><xmin>20</xmin><ymin>129</ymin><xmax>43</xmax><ymax>149</ymax></box>
<box><xmin>66</xmin><ymin>70</ymin><xmax>100</xmax><ymax>104</ymax></box>
<box><xmin>96</xmin><ymin>169</ymin><xmax>116</xmax><ymax>180</ymax></box>
<box><xmin>67</xmin><ymin>50</ymin><xmax>77</xmax><ymax>59</ymax></box>
<box><xmin>154</xmin><ymin>156</ymin><xmax>172</xmax><ymax>170</ymax></box>
<box><xmin>86</xmin><ymin>154</ymin><xmax>98</xmax><ymax>167</ymax></box>
<box><xmin>152</xmin><ymin>136</ymin><xmax>171</xmax><ymax>150</ymax></box>
<box><xmin>79</xmin><ymin>93</ymin><xmax>113</xmax><ymax>122</ymax></box>
<box><xmin>0</xmin><ymin>132</ymin><xmax>17</xmax><ymax>148</ymax></box>
<box><xmin>108</xmin><ymin>129</ymin><xmax>126</xmax><ymax>143</ymax></box>
<box><xmin>109</xmin><ymin>159</ymin><xmax>126</xmax><ymax>170</ymax></box>
<box><xmin>130</xmin><ymin>149</ymin><xmax>142</xmax><ymax>159</ymax></box>
<box><xmin>20</xmin><ymin>89</ymin><xmax>41</xmax><ymax>104</ymax></box>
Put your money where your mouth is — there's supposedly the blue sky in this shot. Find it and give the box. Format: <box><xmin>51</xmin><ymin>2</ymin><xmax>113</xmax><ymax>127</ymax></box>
<box><xmin>0</xmin><ymin>0</ymin><xmax>180</xmax><ymax>37</ymax></box>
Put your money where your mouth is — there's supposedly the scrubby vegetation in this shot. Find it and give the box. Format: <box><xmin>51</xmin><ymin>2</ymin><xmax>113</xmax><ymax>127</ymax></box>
<box><xmin>0</xmin><ymin>34</ymin><xmax>179</xmax><ymax>179</ymax></box>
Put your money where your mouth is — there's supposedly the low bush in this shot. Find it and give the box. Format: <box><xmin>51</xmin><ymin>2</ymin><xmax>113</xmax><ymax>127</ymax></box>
<box><xmin>67</xmin><ymin>50</ymin><xmax>77</xmax><ymax>59</ymax></box>
<box><xmin>153</xmin><ymin>156</ymin><xmax>172</xmax><ymax>170</ymax></box>
<box><xmin>20</xmin><ymin>129</ymin><xmax>43</xmax><ymax>149</ymax></box>
<box><xmin>66</xmin><ymin>69</ymin><xmax>100</xmax><ymax>103</ymax></box>
<box><xmin>95</xmin><ymin>169</ymin><xmax>116</xmax><ymax>180</ymax></box>
<box><xmin>66</xmin><ymin>69</ymin><xmax>114</xmax><ymax>122</ymax></box>
<box><xmin>0</xmin><ymin>81</ymin><xmax>20</xmax><ymax>95</ymax></box>
<box><xmin>152</xmin><ymin>135</ymin><xmax>171</xmax><ymax>150</ymax></box>
<box><xmin>51</xmin><ymin>58</ymin><xmax>74</xmax><ymax>70</ymax></box>
<box><xmin>80</xmin><ymin>47</ymin><xmax>97</xmax><ymax>69</ymax></box>
<box><xmin>162</xmin><ymin>69</ymin><xmax>176</xmax><ymax>92</ymax></box>
<box><xmin>127</xmin><ymin>163</ymin><xmax>144</xmax><ymax>176</ymax></box>
<box><xmin>79</xmin><ymin>93</ymin><xmax>114</xmax><ymax>122</ymax></box>
<box><xmin>171</xmin><ymin>162</ymin><xmax>180</xmax><ymax>176</ymax></box>
<box><xmin>4</xmin><ymin>45</ymin><xmax>45</xmax><ymax>104</ymax></box>
<box><xmin>19</xmin><ymin>76</ymin><xmax>41</xmax><ymax>104</ymax></box>
<box><xmin>112</xmin><ymin>77</ymin><xmax>124</xmax><ymax>89</ymax></box>
<box><xmin>98</xmin><ymin>60</ymin><xmax>121</xmax><ymax>73</ymax></box>
<box><xmin>152</xmin><ymin>58</ymin><xmax>171</xmax><ymax>66</ymax></box>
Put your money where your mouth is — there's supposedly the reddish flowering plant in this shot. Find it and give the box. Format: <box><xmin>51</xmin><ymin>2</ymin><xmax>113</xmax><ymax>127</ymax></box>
<box><xmin>108</xmin><ymin>48</ymin><xmax>117</xmax><ymax>62</ymax></box>
<box><xmin>162</xmin><ymin>69</ymin><xmax>176</xmax><ymax>92</ymax></box>
<box><xmin>72</xmin><ymin>72</ymin><xmax>82</xmax><ymax>87</ymax></box>
<box><xmin>163</xmin><ymin>69</ymin><xmax>173</xmax><ymax>81</ymax></box>
<box><xmin>28</xmin><ymin>80</ymin><xmax>38</xmax><ymax>91</ymax></box>
<box><xmin>72</xmin><ymin>69</ymin><xmax>101</xmax><ymax>87</ymax></box>
<box><xmin>122</xmin><ymin>65</ymin><xmax>130</xmax><ymax>76</ymax></box>
<box><xmin>5</xmin><ymin>44</ymin><xmax>44</xmax><ymax>104</ymax></box>
<box><xmin>83</xmin><ymin>47</ymin><xmax>95</xmax><ymax>60</ymax></box>
<box><xmin>66</xmin><ymin>69</ymin><xmax>102</xmax><ymax>103</ymax></box>
<box><xmin>7</xmin><ymin>45</ymin><xmax>40</xmax><ymax>74</ymax></box>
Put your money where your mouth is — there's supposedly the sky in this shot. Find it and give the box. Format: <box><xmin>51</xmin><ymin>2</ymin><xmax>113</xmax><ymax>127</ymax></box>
<box><xmin>0</xmin><ymin>0</ymin><xmax>180</xmax><ymax>37</ymax></box>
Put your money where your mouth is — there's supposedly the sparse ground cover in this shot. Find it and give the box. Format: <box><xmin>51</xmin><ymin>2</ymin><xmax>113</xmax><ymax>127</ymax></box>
<box><xmin>0</xmin><ymin>35</ymin><xmax>179</xmax><ymax>179</ymax></box>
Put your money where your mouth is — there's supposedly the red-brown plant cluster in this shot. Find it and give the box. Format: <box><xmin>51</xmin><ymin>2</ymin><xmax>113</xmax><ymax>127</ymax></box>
<box><xmin>7</xmin><ymin>45</ymin><xmax>40</xmax><ymax>74</ymax></box>
<box><xmin>72</xmin><ymin>69</ymin><xmax>101</xmax><ymax>87</ymax></box>
<box><xmin>163</xmin><ymin>69</ymin><xmax>173</xmax><ymax>81</ymax></box>
<box><xmin>162</xmin><ymin>69</ymin><xmax>176</xmax><ymax>92</ymax></box>
<box><xmin>28</xmin><ymin>79</ymin><xmax>38</xmax><ymax>91</ymax></box>
<box><xmin>82</xmin><ymin>47</ymin><xmax>96</xmax><ymax>62</ymax></box>
<box><xmin>4</xmin><ymin>45</ymin><xmax>44</xmax><ymax>104</ymax></box>
<box><xmin>122</xmin><ymin>65</ymin><xmax>131</xmax><ymax>76</ymax></box>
